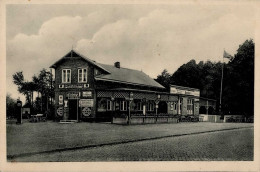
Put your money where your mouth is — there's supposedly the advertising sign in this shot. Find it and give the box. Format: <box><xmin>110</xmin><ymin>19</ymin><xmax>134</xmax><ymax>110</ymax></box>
<box><xmin>82</xmin><ymin>107</ymin><xmax>92</xmax><ymax>117</ymax></box>
<box><xmin>67</xmin><ymin>92</ymin><xmax>80</xmax><ymax>99</ymax></box>
<box><xmin>64</xmin><ymin>100</ymin><xmax>68</xmax><ymax>107</ymax></box>
<box><xmin>59</xmin><ymin>84</ymin><xmax>89</xmax><ymax>89</ymax></box>
<box><xmin>82</xmin><ymin>91</ymin><xmax>92</xmax><ymax>98</ymax></box>
<box><xmin>170</xmin><ymin>85</ymin><xmax>200</xmax><ymax>97</ymax></box>
<box><xmin>80</xmin><ymin>99</ymin><xmax>94</xmax><ymax>107</ymax></box>
<box><xmin>64</xmin><ymin>84</ymin><xmax>84</xmax><ymax>88</ymax></box>
<box><xmin>57</xmin><ymin>107</ymin><xmax>63</xmax><ymax>116</ymax></box>
<box><xmin>170</xmin><ymin>87</ymin><xmax>177</xmax><ymax>94</ymax></box>
<box><xmin>177</xmin><ymin>89</ymin><xmax>186</xmax><ymax>95</ymax></box>
<box><xmin>59</xmin><ymin>95</ymin><xmax>63</xmax><ymax>105</ymax></box>
<box><xmin>17</xmin><ymin>100</ymin><xmax>22</xmax><ymax>107</ymax></box>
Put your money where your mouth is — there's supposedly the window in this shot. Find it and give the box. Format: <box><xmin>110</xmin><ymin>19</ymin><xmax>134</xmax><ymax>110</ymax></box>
<box><xmin>187</xmin><ymin>99</ymin><xmax>194</xmax><ymax>115</ymax></box>
<box><xmin>78</xmin><ymin>68</ymin><xmax>87</xmax><ymax>82</ymax></box>
<box><xmin>120</xmin><ymin>101</ymin><xmax>127</xmax><ymax>111</ymax></box>
<box><xmin>62</xmin><ymin>69</ymin><xmax>71</xmax><ymax>83</ymax></box>
<box><xmin>148</xmin><ymin>103</ymin><xmax>154</xmax><ymax>111</ymax></box>
<box><xmin>107</xmin><ymin>100</ymin><xmax>113</xmax><ymax>111</ymax></box>
<box><xmin>174</xmin><ymin>102</ymin><xmax>177</xmax><ymax>110</ymax></box>
<box><xmin>137</xmin><ymin>102</ymin><xmax>143</xmax><ymax>111</ymax></box>
<box><xmin>97</xmin><ymin>98</ymin><xmax>107</xmax><ymax>112</ymax></box>
<box><xmin>178</xmin><ymin>98</ymin><xmax>183</xmax><ymax>114</ymax></box>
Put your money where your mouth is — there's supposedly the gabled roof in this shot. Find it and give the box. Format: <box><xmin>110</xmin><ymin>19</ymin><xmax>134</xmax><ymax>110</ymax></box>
<box><xmin>50</xmin><ymin>50</ymin><xmax>165</xmax><ymax>89</ymax></box>
<box><xmin>50</xmin><ymin>50</ymin><xmax>110</xmax><ymax>74</ymax></box>
<box><xmin>95</xmin><ymin>63</ymin><xmax>165</xmax><ymax>89</ymax></box>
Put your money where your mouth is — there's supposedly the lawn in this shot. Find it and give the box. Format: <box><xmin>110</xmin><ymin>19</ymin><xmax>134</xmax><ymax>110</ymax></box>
<box><xmin>6</xmin><ymin>120</ymin><xmax>253</xmax><ymax>158</ymax></box>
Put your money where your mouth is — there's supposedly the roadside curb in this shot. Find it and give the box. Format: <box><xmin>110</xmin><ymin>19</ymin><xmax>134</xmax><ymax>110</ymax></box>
<box><xmin>7</xmin><ymin>126</ymin><xmax>253</xmax><ymax>160</ymax></box>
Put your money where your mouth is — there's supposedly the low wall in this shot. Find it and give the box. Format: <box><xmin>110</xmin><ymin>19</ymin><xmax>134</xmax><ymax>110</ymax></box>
<box><xmin>112</xmin><ymin>116</ymin><xmax>179</xmax><ymax>125</ymax></box>
<box><xmin>199</xmin><ymin>114</ymin><xmax>208</xmax><ymax>122</ymax></box>
<box><xmin>112</xmin><ymin>117</ymin><xmax>127</xmax><ymax>124</ymax></box>
<box><xmin>199</xmin><ymin>114</ymin><xmax>222</xmax><ymax>123</ymax></box>
<box><xmin>224</xmin><ymin>115</ymin><xmax>245</xmax><ymax>123</ymax></box>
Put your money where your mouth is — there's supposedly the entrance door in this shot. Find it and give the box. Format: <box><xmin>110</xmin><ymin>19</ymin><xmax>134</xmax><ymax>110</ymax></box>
<box><xmin>158</xmin><ymin>101</ymin><xmax>168</xmax><ymax>114</ymax></box>
<box><xmin>69</xmin><ymin>99</ymin><xmax>78</xmax><ymax>120</ymax></box>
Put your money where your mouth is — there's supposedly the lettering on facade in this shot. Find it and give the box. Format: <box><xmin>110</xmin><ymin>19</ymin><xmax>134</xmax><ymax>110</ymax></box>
<box><xmin>59</xmin><ymin>84</ymin><xmax>89</xmax><ymax>89</ymax></box>
<box><xmin>80</xmin><ymin>99</ymin><xmax>94</xmax><ymax>107</ymax></box>
<box><xmin>82</xmin><ymin>91</ymin><xmax>92</xmax><ymax>98</ymax></box>
<box><xmin>67</xmin><ymin>92</ymin><xmax>80</xmax><ymax>99</ymax></box>
<box><xmin>170</xmin><ymin>86</ymin><xmax>200</xmax><ymax>97</ymax></box>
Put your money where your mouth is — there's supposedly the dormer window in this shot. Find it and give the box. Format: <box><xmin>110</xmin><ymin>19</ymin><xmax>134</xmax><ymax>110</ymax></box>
<box><xmin>62</xmin><ymin>69</ymin><xmax>71</xmax><ymax>83</ymax></box>
<box><xmin>78</xmin><ymin>68</ymin><xmax>88</xmax><ymax>83</ymax></box>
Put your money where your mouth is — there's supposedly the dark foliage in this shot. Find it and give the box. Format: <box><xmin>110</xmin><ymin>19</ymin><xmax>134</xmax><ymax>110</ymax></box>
<box><xmin>156</xmin><ymin>39</ymin><xmax>254</xmax><ymax>116</ymax></box>
<box><xmin>12</xmin><ymin>69</ymin><xmax>55</xmax><ymax>118</ymax></box>
<box><xmin>6</xmin><ymin>93</ymin><xmax>16</xmax><ymax>118</ymax></box>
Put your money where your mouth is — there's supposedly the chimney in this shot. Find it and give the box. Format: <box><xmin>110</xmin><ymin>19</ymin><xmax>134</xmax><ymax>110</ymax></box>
<box><xmin>114</xmin><ymin>61</ymin><xmax>120</xmax><ymax>68</ymax></box>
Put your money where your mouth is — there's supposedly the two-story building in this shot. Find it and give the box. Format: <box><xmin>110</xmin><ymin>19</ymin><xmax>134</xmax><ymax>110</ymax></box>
<box><xmin>50</xmin><ymin>50</ymin><xmax>205</xmax><ymax>122</ymax></box>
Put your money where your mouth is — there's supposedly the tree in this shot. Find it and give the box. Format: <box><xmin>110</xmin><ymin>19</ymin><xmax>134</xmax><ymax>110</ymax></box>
<box><xmin>32</xmin><ymin>68</ymin><xmax>54</xmax><ymax>113</ymax></box>
<box><xmin>13</xmin><ymin>69</ymin><xmax>55</xmax><ymax>117</ymax></box>
<box><xmin>171</xmin><ymin>60</ymin><xmax>202</xmax><ymax>90</ymax></box>
<box><xmin>155</xmin><ymin>69</ymin><xmax>171</xmax><ymax>90</ymax></box>
<box><xmin>155</xmin><ymin>39</ymin><xmax>254</xmax><ymax>116</ymax></box>
<box><xmin>226</xmin><ymin>39</ymin><xmax>254</xmax><ymax>116</ymax></box>
<box><xmin>13</xmin><ymin>71</ymin><xmax>31</xmax><ymax>104</ymax></box>
<box><xmin>6</xmin><ymin>93</ymin><xmax>16</xmax><ymax>118</ymax></box>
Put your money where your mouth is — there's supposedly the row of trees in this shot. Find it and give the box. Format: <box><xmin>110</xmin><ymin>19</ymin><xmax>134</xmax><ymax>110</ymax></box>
<box><xmin>11</xmin><ymin>69</ymin><xmax>55</xmax><ymax>118</ymax></box>
<box><xmin>156</xmin><ymin>39</ymin><xmax>254</xmax><ymax>117</ymax></box>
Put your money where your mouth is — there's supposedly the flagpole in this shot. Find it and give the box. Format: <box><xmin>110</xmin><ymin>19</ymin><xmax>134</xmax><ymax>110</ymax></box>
<box><xmin>219</xmin><ymin>51</ymin><xmax>224</xmax><ymax>114</ymax></box>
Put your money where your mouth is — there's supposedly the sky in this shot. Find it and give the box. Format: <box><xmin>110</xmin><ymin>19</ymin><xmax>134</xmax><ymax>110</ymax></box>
<box><xmin>6</xmin><ymin>3</ymin><xmax>256</xmax><ymax>102</ymax></box>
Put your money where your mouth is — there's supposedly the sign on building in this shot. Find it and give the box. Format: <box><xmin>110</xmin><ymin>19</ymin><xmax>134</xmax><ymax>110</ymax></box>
<box><xmin>80</xmin><ymin>99</ymin><xmax>94</xmax><ymax>107</ymax></box>
<box><xmin>57</xmin><ymin>107</ymin><xmax>63</xmax><ymax>116</ymax></box>
<box><xmin>170</xmin><ymin>85</ymin><xmax>200</xmax><ymax>97</ymax></box>
<box><xmin>67</xmin><ymin>92</ymin><xmax>80</xmax><ymax>99</ymax></box>
<box><xmin>59</xmin><ymin>83</ymin><xmax>89</xmax><ymax>89</ymax></box>
<box><xmin>59</xmin><ymin>95</ymin><xmax>63</xmax><ymax>105</ymax></box>
<box><xmin>82</xmin><ymin>107</ymin><xmax>92</xmax><ymax>117</ymax></box>
<box><xmin>82</xmin><ymin>91</ymin><xmax>92</xmax><ymax>98</ymax></box>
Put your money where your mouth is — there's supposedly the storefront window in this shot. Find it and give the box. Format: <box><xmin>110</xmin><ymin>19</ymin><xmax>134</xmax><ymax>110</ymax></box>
<box><xmin>187</xmin><ymin>99</ymin><xmax>194</xmax><ymax>115</ymax></box>
<box><xmin>97</xmin><ymin>98</ymin><xmax>107</xmax><ymax>112</ymax></box>
<box><xmin>120</xmin><ymin>101</ymin><xmax>127</xmax><ymax>111</ymax></box>
<box><xmin>62</xmin><ymin>69</ymin><xmax>71</xmax><ymax>83</ymax></box>
<box><xmin>107</xmin><ymin>100</ymin><xmax>113</xmax><ymax>111</ymax></box>
<box><xmin>178</xmin><ymin>98</ymin><xmax>183</xmax><ymax>114</ymax></box>
<box><xmin>174</xmin><ymin>102</ymin><xmax>177</xmax><ymax>110</ymax></box>
<box><xmin>148</xmin><ymin>102</ymin><xmax>154</xmax><ymax>111</ymax></box>
<box><xmin>137</xmin><ymin>102</ymin><xmax>143</xmax><ymax>111</ymax></box>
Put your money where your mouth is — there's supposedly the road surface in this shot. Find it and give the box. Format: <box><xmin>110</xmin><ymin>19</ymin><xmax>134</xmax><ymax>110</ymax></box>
<box><xmin>13</xmin><ymin>127</ymin><xmax>253</xmax><ymax>161</ymax></box>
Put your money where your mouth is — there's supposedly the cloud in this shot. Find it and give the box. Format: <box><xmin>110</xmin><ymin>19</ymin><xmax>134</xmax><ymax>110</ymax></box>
<box><xmin>7</xmin><ymin>5</ymin><xmax>255</xmax><ymax>100</ymax></box>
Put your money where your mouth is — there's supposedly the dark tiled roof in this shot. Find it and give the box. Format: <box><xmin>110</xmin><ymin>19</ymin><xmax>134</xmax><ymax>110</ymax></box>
<box><xmin>95</xmin><ymin>63</ymin><xmax>165</xmax><ymax>89</ymax></box>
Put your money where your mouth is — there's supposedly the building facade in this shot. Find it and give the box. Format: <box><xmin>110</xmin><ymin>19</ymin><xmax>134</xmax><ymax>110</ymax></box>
<box><xmin>50</xmin><ymin>50</ymin><xmax>206</xmax><ymax>122</ymax></box>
